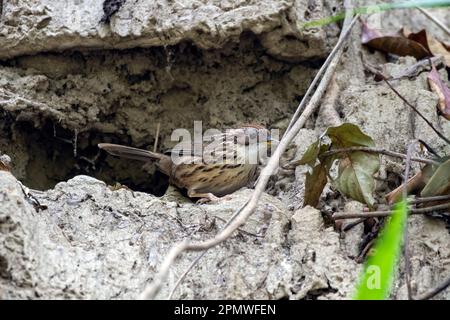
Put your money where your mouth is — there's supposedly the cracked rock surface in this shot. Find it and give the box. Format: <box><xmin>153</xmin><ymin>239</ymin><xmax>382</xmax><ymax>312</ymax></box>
<box><xmin>0</xmin><ymin>172</ymin><xmax>359</xmax><ymax>299</ymax></box>
<box><xmin>0</xmin><ymin>0</ymin><xmax>339</xmax><ymax>61</ymax></box>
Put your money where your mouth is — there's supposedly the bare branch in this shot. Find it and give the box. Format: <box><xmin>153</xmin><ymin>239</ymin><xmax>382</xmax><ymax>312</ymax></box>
<box><xmin>317</xmin><ymin>74</ymin><xmax>342</xmax><ymax>127</ymax></box>
<box><xmin>341</xmin><ymin>195</ymin><xmax>450</xmax><ymax>230</ymax></box>
<box><xmin>153</xmin><ymin>122</ymin><xmax>161</xmax><ymax>153</ymax></box>
<box><xmin>282</xmin><ymin>0</ymin><xmax>356</xmax><ymax>138</ymax></box>
<box><xmin>320</xmin><ymin>146</ymin><xmax>440</xmax><ymax>166</ymax></box>
<box><xmin>410</xmin><ymin>194</ymin><xmax>450</xmax><ymax>204</ymax></box>
<box><xmin>403</xmin><ymin>140</ymin><xmax>419</xmax><ymax>300</ymax></box>
<box><xmin>415</xmin><ymin>275</ymin><xmax>450</xmax><ymax>300</ymax></box>
<box><xmin>333</xmin><ymin>202</ymin><xmax>450</xmax><ymax>219</ymax></box>
<box><xmin>166</xmin><ymin>204</ymin><xmax>256</xmax><ymax>300</ymax></box>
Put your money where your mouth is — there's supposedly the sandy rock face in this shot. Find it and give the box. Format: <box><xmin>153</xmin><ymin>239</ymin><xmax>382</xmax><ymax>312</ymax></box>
<box><xmin>0</xmin><ymin>0</ymin><xmax>347</xmax><ymax>299</ymax></box>
<box><xmin>0</xmin><ymin>0</ymin><xmax>338</xmax><ymax>191</ymax></box>
<box><xmin>1</xmin><ymin>0</ymin><xmax>449</xmax><ymax>301</ymax></box>
<box><xmin>0</xmin><ymin>0</ymin><xmax>338</xmax><ymax>61</ymax></box>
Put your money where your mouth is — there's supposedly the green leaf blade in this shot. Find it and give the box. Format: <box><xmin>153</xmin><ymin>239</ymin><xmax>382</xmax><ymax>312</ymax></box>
<box><xmin>326</xmin><ymin>124</ymin><xmax>380</xmax><ymax>208</ymax></box>
<box><xmin>326</xmin><ymin>123</ymin><xmax>376</xmax><ymax>148</ymax></box>
<box><xmin>335</xmin><ymin>151</ymin><xmax>380</xmax><ymax>208</ymax></box>
<box><xmin>354</xmin><ymin>200</ymin><xmax>409</xmax><ymax>300</ymax></box>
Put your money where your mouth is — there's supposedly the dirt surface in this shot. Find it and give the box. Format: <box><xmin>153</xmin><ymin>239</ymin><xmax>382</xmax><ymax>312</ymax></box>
<box><xmin>0</xmin><ymin>172</ymin><xmax>360</xmax><ymax>299</ymax></box>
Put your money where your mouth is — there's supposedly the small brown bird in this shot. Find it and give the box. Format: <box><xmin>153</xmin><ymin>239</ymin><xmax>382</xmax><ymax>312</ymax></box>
<box><xmin>100</xmin><ymin>0</ymin><xmax>126</xmax><ymax>24</ymax></box>
<box><xmin>99</xmin><ymin>125</ymin><xmax>275</xmax><ymax>202</ymax></box>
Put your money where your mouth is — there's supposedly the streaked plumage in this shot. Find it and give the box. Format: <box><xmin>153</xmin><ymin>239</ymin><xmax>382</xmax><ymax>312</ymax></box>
<box><xmin>98</xmin><ymin>126</ymin><xmax>273</xmax><ymax>202</ymax></box>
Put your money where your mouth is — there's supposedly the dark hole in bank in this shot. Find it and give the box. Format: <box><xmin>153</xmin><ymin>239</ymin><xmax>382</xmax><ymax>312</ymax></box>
<box><xmin>8</xmin><ymin>120</ymin><xmax>169</xmax><ymax>196</ymax></box>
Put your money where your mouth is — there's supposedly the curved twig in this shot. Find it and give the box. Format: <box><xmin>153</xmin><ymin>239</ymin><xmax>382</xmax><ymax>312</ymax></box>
<box><xmin>139</xmin><ymin>12</ymin><xmax>359</xmax><ymax>300</ymax></box>
<box><xmin>166</xmin><ymin>199</ymin><xmax>250</xmax><ymax>299</ymax></box>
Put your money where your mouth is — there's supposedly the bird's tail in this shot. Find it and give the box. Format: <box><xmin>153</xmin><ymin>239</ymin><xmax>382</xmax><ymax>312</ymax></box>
<box><xmin>98</xmin><ymin>143</ymin><xmax>163</xmax><ymax>162</ymax></box>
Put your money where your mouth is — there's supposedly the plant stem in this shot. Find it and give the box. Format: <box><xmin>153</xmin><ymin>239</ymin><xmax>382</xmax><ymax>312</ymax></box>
<box><xmin>416</xmin><ymin>6</ymin><xmax>450</xmax><ymax>36</ymax></box>
<box><xmin>320</xmin><ymin>147</ymin><xmax>440</xmax><ymax>166</ymax></box>
<box><xmin>333</xmin><ymin>202</ymin><xmax>450</xmax><ymax>219</ymax></box>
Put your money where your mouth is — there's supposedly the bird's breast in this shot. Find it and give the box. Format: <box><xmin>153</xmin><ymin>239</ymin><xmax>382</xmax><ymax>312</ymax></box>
<box><xmin>171</xmin><ymin>162</ymin><xmax>257</xmax><ymax>197</ymax></box>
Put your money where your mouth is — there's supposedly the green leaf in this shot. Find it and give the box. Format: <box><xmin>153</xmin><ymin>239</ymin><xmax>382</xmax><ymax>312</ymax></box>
<box><xmin>297</xmin><ymin>140</ymin><xmax>320</xmax><ymax>167</ymax></box>
<box><xmin>354</xmin><ymin>200</ymin><xmax>408</xmax><ymax>300</ymax></box>
<box><xmin>335</xmin><ymin>152</ymin><xmax>380</xmax><ymax>208</ymax></box>
<box><xmin>299</xmin><ymin>0</ymin><xmax>450</xmax><ymax>29</ymax></box>
<box><xmin>421</xmin><ymin>159</ymin><xmax>450</xmax><ymax>197</ymax></box>
<box><xmin>326</xmin><ymin>124</ymin><xmax>380</xmax><ymax>208</ymax></box>
<box><xmin>304</xmin><ymin>163</ymin><xmax>328</xmax><ymax>207</ymax></box>
<box><xmin>326</xmin><ymin>123</ymin><xmax>376</xmax><ymax>148</ymax></box>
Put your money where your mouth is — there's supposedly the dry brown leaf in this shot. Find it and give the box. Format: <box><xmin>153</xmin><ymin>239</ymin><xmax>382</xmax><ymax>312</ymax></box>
<box><xmin>361</xmin><ymin>21</ymin><xmax>383</xmax><ymax>43</ymax></box>
<box><xmin>385</xmin><ymin>164</ymin><xmax>435</xmax><ymax>205</ymax></box>
<box><xmin>428</xmin><ymin>63</ymin><xmax>450</xmax><ymax>120</ymax></box>
<box><xmin>304</xmin><ymin>163</ymin><xmax>328</xmax><ymax>207</ymax></box>
<box><xmin>407</xmin><ymin>30</ymin><xmax>450</xmax><ymax>68</ymax></box>
<box><xmin>361</xmin><ymin>22</ymin><xmax>431</xmax><ymax>59</ymax></box>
